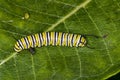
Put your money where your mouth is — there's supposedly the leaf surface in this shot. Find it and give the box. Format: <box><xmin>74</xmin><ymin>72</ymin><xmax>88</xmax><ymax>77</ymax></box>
<box><xmin>0</xmin><ymin>0</ymin><xmax>120</xmax><ymax>80</ymax></box>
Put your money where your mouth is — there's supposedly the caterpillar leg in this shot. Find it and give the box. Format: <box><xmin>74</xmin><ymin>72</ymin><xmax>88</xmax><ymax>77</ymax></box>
<box><xmin>29</xmin><ymin>48</ymin><xmax>35</xmax><ymax>55</ymax></box>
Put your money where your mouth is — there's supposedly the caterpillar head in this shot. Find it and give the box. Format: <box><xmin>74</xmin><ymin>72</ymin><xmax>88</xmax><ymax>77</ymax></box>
<box><xmin>79</xmin><ymin>36</ymin><xmax>86</xmax><ymax>47</ymax></box>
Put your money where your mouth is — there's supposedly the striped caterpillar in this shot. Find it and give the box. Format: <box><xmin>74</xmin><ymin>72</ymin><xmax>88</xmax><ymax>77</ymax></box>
<box><xmin>14</xmin><ymin>32</ymin><xmax>88</xmax><ymax>53</ymax></box>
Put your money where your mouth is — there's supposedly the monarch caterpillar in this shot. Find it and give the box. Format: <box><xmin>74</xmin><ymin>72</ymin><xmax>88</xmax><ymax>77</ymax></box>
<box><xmin>14</xmin><ymin>32</ymin><xmax>95</xmax><ymax>53</ymax></box>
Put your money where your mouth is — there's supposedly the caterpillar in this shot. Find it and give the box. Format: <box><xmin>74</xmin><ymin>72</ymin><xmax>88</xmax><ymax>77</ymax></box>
<box><xmin>14</xmin><ymin>32</ymin><xmax>87</xmax><ymax>53</ymax></box>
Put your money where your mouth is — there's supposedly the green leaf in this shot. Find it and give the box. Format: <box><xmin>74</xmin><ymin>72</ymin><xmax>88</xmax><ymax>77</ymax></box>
<box><xmin>0</xmin><ymin>0</ymin><xmax>120</xmax><ymax>80</ymax></box>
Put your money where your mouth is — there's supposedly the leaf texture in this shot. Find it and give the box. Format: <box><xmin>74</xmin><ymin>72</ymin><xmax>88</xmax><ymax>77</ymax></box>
<box><xmin>0</xmin><ymin>0</ymin><xmax>120</xmax><ymax>80</ymax></box>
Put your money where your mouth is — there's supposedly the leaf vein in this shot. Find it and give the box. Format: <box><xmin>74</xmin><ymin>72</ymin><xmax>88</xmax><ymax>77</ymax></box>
<box><xmin>75</xmin><ymin>48</ymin><xmax>82</xmax><ymax>78</ymax></box>
<box><xmin>94</xmin><ymin>0</ymin><xmax>117</xmax><ymax>32</ymax></box>
<box><xmin>45</xmin><ymin>48</ymin><xmax>56</xmax><ymax>78</ymax></box>
<box><xmin>53</xmin><ymin>0</ymin><xmax>76</xmax><ymax>7</ymax></box>
<box><xmin>83</xmin><ymin>8</ymin><xmax>114</xmax><ymax>65</ymax></box>
<box><xmin>13</xmin><ymin>57</ymin><xmax>20</xmax><ymax>80</ymax></box>
<box><xmin>45</xmin><ymin>0</ymin><xmax>92</xmax><ymax>32</ymax></box>
<box><xmin>7</xmin><ymin>0</ymin><xmax>60</xmax><ymax>18</ymax></box>
<box><xmin>58</xmin><ymin>47</ymin><xmax>68</xmax><ymax>70</ymax></box>
<box><xmin>31</xmin><ymin>55</ymin><xmax>36</xmax><ymax>80</ymax></box>
<box><xmin>0</xmin><ymin>6</ymin><xmax>52</xmax><ymax>26</ymax></box>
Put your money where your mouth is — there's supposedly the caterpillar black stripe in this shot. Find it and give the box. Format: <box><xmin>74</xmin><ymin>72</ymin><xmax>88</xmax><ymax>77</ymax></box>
<box><xmin>14</xmin><ymin>32</ymin><xmax>86</xmax><ymax>52</ymax></box>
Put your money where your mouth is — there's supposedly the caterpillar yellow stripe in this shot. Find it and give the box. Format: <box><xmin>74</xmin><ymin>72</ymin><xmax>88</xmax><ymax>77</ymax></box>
<box><xmin>14</xmin><ymin>32</ymin><xmax>86</xmax><ymax>52</ymax></box>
